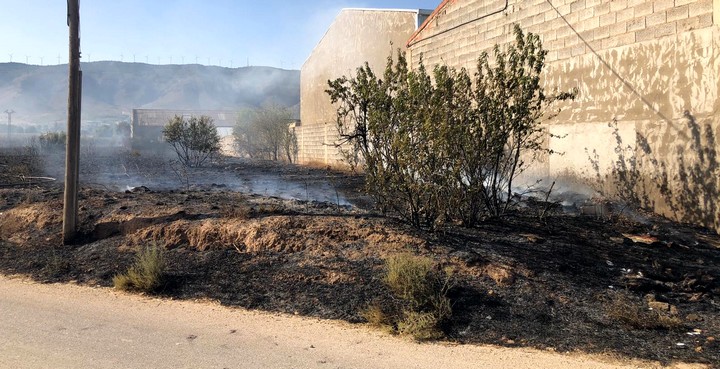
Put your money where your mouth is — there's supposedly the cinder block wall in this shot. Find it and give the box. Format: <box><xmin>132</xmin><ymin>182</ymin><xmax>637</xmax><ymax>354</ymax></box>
<box><xmin>409</xmin><ymin>0</ymin><xmax>720</xmax><ymax>230</ymax></box>
<box><xmin>298</xmin><ymin>9</ymin><xmax>422</xmax><ymax>167</ymax></box>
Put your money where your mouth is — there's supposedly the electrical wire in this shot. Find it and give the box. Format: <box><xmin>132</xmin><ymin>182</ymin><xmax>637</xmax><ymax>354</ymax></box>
<box><xmin>545</xmin><ymin>0</ymin><xmax>672</xmax><ymax>123</ymax></box>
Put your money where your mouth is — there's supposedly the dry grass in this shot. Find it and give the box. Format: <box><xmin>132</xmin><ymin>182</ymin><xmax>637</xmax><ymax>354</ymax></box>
<box><xmin>113</xmin><ymin>245</ymin><xmax>166</xmax><ymax>293</ymax></box>
<box><xmin>603</xmin><ymin>291</ymin><xmax>683</xmax><ymax>330</ymax></box>
<box><xmin>397</xmin><ymin>311</ymin><xmax>445</xmax><ymax>341</ymax></box>
<box><xmin>220</xmin><ymin>204</ymin><xmax>253</xmax><ymax>219</ymax></box>
<box><xmin>360</xmin><ymin>302</ymin><xmax>395</xmax><ymax>334</ymax></box>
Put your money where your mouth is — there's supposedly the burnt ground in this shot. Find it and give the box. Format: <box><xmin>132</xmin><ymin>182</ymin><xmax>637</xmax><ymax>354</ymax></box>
<box><xmin>0</xmin><ymin>147</ymin><xmax>719</xmax><ymax>367</ymax></box>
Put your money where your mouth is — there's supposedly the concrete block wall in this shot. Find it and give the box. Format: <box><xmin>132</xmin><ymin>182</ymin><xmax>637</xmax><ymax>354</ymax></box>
<box><xmin>298</xmin><ymin>9</ymin><xmax>425</xmax><ymax>167</ymax></box>
<box><xmin>408</xmin><ymin>0</ymin><xmax>720</xmax><ymax>230</ymax></box>
<box><xmin>295</xmin><ymin>122</ymin><xmax>345</xmax><ymax>166</ymax></box>
<box><xmin>409</xmin><ymin>0</ymin><xmax>714</xmax><ymax>69</ymax></box>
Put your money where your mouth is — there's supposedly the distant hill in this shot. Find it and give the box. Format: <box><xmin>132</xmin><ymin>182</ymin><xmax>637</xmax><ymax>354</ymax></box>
<box><xmin>0</xmin><ymin>62</ymin><xmax>300</xmax><ymax>123</ymax></box>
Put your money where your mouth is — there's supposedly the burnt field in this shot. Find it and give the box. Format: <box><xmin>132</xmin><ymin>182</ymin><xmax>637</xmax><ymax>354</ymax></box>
<box><xmin>1</xmin><ymin>147</ymin><xmax>719</xmax><ymax>367</ymax></box>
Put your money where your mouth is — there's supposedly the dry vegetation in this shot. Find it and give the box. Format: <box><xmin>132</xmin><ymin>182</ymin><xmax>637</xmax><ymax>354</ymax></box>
<box><xmin>113</xmin><ymin>245</ymin><xmax>166</xmax><ymax>293</ymax></box>
<box><xmin>0</xmin><ymin>148</ymin><xmax>719</xmax><ymax>367</ymax></box>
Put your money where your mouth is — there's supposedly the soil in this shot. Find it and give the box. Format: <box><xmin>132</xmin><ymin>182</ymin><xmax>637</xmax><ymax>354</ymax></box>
<box><xmin>1</xmin><ymin>147</ymin><xmax>719</xmax><ymax>367</ymax></box>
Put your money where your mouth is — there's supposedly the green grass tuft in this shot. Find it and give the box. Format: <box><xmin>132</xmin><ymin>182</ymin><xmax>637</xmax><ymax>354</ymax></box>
<box><xmin>113</xmin><ymin>245</ymin><xmax>166</xmax><ymax>293</ymax></box>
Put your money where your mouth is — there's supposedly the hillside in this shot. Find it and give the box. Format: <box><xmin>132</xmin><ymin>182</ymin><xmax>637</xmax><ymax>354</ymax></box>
<box><xmin>0</xmin><ymin>62</ymin><xmax>300</xmax><ymax>123</ymax></box>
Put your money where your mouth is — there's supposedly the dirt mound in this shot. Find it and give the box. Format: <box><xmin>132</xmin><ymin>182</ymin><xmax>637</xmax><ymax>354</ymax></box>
<box><xmin>0</xmin><ymin>203</ymin><xmax>62</xmax><ymax>242</ymax></box>
<box><xmin>129</xmin><ymin>215</ymin><xmax>425</xmax><ymax>256</ymax></box>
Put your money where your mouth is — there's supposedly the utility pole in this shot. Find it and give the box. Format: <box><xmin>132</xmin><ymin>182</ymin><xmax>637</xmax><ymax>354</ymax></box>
<box><xmin>63</xmin><ymin>0</ymin><xmax>82</xmax><ymax>243</ymax></box>
<box><xmin>4</xmin><ymin>109</ymin><xmax>14</xmax><ymax>144</ymax></box>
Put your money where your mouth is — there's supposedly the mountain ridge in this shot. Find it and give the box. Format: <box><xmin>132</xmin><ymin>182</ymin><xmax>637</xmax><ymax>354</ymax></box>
<box><xmin>0</xmin><ymin>62</ymin><xmax>300</xmax><ymax>123</ymax></box>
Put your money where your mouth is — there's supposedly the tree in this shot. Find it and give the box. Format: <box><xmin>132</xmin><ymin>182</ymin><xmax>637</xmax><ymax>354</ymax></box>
<box><xmin>163</xmin><ymin>115</ymin><xmax>220</xmax><ymax>167</ymax></box>
<box><xmin>326</xmin><ymin>25</ymin><xmax>575</xmax><ymax>229</ymax></box>
<box><xmin>233</xmin><ymin>105</ymin><xmax>297</xmax><ymax>162</ymax></box>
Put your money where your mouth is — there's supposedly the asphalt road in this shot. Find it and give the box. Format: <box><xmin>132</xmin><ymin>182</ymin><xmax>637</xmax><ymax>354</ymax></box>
<box><xmin>0</xmin><ymin>275</ymin><xmax>694</xmax><ymax>369</ymax></box>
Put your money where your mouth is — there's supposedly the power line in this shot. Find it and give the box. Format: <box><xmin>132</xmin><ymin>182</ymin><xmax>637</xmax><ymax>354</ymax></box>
<box><xmin>4</xmin><ymin>109</ymin><xmax>14</xmax><ymax>142</ymax></box>
<box><xmin>545</xmin><ymin>0</ymin><xmax>671</xmax><ymax>123</ymax></box>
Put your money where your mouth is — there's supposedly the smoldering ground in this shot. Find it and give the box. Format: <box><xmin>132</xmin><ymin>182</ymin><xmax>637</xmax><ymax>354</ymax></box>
<box><xmin>1</xmin><ymin>145</ymin><xmax>719</xmax><ymax>367</ymax></box>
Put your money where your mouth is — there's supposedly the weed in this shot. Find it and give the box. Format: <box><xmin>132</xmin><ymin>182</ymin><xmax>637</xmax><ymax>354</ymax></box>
<box><xmin>360</xmin><ymin>302</ymin><xmax>395</xmax><ymax>333</ymax></box>
<box><xmin>397</xmin><ymin>311</ymin><xmax>445</xmax><ymax>341</ymax></box>
<box><xmin>370</xmin><ymin>254</ymin><xmax>452</xmax><ymax>340</ymax></box>
<box><xmin>113</xmin><ymin>245</ymin><xmax>166</xmax><ymax>293</ymax></box>
<box><xmin>42</xmin><ymin>251</ymin><xmax>71</xmax><ymax>278</ymax></box>
<box><xmin>603</xmin><ymin>291</ymin><xmax>682</xmax><ymax>330</ymax></box>
<box><xmin>385</xmin><ymin>254</ymin><xmax>435</xmax><ymax>306</ymax></box>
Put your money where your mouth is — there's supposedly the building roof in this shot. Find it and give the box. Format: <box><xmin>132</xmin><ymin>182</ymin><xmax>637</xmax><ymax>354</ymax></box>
<box><xmin>407</xmin><ymin>0</ymin><xmax>509</xmax><ymax>47</ymax></box>
<box><xmin>406</xmin><ymin>0</ymin><xmax>453</xmax><ymax>47</ymax></box>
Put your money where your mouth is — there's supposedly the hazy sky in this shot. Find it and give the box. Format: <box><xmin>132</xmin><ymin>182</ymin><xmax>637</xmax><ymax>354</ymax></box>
<box><xmin>1</xmin><ymin>1</ymin><xmax>440</xmax><ymax>69</ymax></box>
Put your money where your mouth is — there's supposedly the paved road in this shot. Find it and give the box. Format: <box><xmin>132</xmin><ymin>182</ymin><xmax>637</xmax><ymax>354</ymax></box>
<box><xmin>0</xmin><ymin>275</ymin><xmax>695</xmax><ymax>369</ymax></box>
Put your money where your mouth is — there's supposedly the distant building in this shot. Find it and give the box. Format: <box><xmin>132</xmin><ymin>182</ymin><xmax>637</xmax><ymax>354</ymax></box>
<box><xmin>297</xmin><ymin>8</ymin><xmax>431</xmax><ymax>166</ymax></box>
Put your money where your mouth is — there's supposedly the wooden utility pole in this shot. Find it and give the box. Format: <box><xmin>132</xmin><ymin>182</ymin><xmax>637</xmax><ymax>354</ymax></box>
<box><xmin>63</xmin><ymin>0</ymin><xmax>82</xmax><ymax>243</ymax></box>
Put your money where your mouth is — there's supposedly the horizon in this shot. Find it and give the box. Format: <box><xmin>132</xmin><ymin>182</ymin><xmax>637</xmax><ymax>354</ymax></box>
<box><xmin>0</xmin><ymin>60</ymin><xmax>301</xmax><ymax>71</ymax></box>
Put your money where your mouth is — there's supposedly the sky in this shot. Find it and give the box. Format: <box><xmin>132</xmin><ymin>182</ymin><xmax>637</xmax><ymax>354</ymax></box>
<box><xmin>0</xmin><ymin>1</ymin><xmax>440</xmax><ymax>69</ymax></box>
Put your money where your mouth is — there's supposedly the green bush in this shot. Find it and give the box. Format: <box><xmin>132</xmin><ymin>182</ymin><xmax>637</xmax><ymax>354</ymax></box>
<box><xmin>365</xmin><ymin>254</ymin><xmax>452</xmax><ymax>340</ymax></box>
<box><xmin>113</xmin><ymin>246</ymin><xmax>166</xmax><ymax>293</ymax></box>
<box><xmin>327</xmin><ymin>25</ymin><xmax>575</xmax><ymax>228</ymax></box>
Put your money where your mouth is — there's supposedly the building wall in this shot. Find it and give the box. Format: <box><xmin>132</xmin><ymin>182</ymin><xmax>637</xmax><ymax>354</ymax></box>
<box><xmin>298</xmin><ymin>9</ymin><xmax>428</xmax><ymax>166</ymax></box>
<box><xmin>408</xmin><ymin>0</ymin><xmax>720</xmax><ymax>229</ymax></box>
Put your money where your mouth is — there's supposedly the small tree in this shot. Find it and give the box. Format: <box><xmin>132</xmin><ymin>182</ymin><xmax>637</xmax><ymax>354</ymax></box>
<box><xmin>163</xmin><ymin>115</ymin><xmax>220</xmax><ymax>167</ymax></box>
<box><xmin>233</xmin><ymin>105</ymin><xmax>297</xmax><ymax>162</ymax></box>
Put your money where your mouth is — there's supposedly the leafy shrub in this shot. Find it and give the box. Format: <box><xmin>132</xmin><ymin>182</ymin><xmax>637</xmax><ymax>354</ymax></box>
<box><xmin>233</xmin><ymin>105</ymin><xmax>297</xmax><ymax>162</ymax></box>
<box><xmin>327</xmin><ymin>25</ymin><xmax>575</xmax><ymax>228</ymax></box>
<box><xmin>38</xmin><ymin>131</ymin><xmax>67</xmax><ymax>151</ymax></box>
<box><xmin>163</xmin><ymin>115</ymin><xmax>220</xmax><ymax>167</ymax></box>
<box><xmin>113</xmin><ymin>245</ymin><xmax>166</xmax><ymax>293</ymax></box>
<box><xmin>365</xmin><ymin>254</ymin><xmax>452</xmax><ymax>340</ymax></box>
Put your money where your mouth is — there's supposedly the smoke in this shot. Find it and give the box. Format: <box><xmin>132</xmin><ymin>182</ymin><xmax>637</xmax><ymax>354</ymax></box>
<box><xmin>514</xmin><ymin>175</ymin><xmax>652</xmax><ymax>223</ymax></box>
<box><xmin>0</xmin><ymin>62</ymin><xmax>300</xmax><ymax>124</ymax></box>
